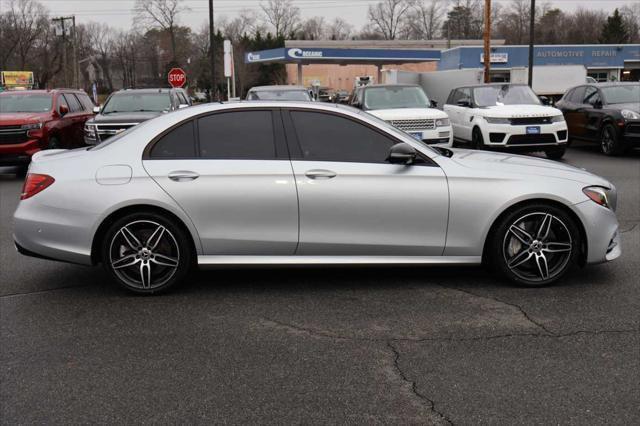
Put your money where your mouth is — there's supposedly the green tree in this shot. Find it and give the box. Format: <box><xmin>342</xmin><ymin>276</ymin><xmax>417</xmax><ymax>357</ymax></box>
<box><xmin>600</xmin><ymin>9</ymin><xmax>629</xmax><ymax>43</ymax></box>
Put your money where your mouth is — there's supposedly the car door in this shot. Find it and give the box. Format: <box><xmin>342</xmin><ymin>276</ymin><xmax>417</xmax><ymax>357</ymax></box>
<box><xmin>582</xmin><ymin>87</ymin><xmax>605</xmax><ymax>140</ymax></box>
<box><xmin>143</xmin><ymin>109</ymin><xmax>299</xmax><ymax>255</ymax></box>
<box><xmin>54</xmin><ymin>94</ymin><xmax>73</xmax><ymax>146</ymax></box>
<box><xmin>284</xmin><ymin>108</ymin><xmax>449</xmax><ymax>256</ymax></box>
<box><xmin>62</xmin><ymin>93</ymin><xmax>86</xmax><ymax>147</ymax></box>
<box><xmin>444</xmin><ymin>89</ymin><xmax>463</xmax><ymax>138</ymax></box>
<box><xmin>457</xmin><ymin>88</ymin><xmax>475</xmax><ymax>142</ymax></box>
<box><xmin>567</xmin><ymin>86</ymin><xmax>588</xmax><ymax>139</ymax></box>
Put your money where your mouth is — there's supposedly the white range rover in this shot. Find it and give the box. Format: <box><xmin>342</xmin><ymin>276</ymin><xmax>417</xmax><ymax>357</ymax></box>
<box><xmin>444</xmin><ymin>84</ymin><xmax>569</xmax><ymax>159</ymax></box>
<box><xmin>350</xmin><ymin>84</ymin><xmax>453</xmax><ymax>145</ymax></box>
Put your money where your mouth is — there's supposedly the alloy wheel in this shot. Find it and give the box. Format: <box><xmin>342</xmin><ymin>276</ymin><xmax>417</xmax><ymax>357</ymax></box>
<box><xmin>601</xmin><ymin>127</ymin><xmax>614</xmax><ymax>154</ymax></box>
<box><xmin>108</xmin><ymin>220</ymin><xmax>180</xmax><ymax>290</ymax></box>
<box><xmin>502</xmin><ymin>212</ymin><xmax>573</xmax><ymax>283</ymax></box>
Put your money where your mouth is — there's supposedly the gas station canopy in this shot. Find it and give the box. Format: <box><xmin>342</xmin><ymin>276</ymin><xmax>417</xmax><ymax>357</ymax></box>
<box><xmin>244</xmin><ymin>47</ymin><xmax>442</xmax><ymax>84</ymax></box>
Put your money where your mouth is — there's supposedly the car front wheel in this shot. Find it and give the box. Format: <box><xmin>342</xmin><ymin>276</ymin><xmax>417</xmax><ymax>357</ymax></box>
<box><xmin>472</xmin><ymin>127</ymin><xmax>485</xmax><ymax>150</ymax></box>
<box><xmin>488</xmin><ymin>204</ymin><xmax>581</xmax><ymax>287</ymax></box>
<box><xmin>545</xmin><ymin>147</ymin><xmax>566</xmax><ymax>160</ymax></box>
<box><xmin>101</xmin><ymin>212</ymin><xmax>194</xmax><ymax>294</ymax></box>
<box><xmin>600</xmin><ymin>123</ymin><xmax>625</xmax><ymax>156</ymax></box>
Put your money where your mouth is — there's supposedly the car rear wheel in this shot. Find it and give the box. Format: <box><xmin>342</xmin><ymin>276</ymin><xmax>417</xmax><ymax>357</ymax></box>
<box><xmin>488</xmin><ymin>204</ymin><xmax>581</xmax><ymax>287</ymax></box>
<box><xmin>472</xmin><ymin>127</ymin><xmax>485</xmax><ymax>150</ymax></box>
<box><xmin>101</xmin><ymin>212</ymin><xmax>194</xmax><ymax>294</ymax></box>
<box><xmin>545</xmin><ymin>147</ymin><xmax>566</xmax><ymax>160</ymax></box>
<box><xmin>600</xmin><ymin>123</ymin><xmax>625</xmax><ymax>156</ymax></box>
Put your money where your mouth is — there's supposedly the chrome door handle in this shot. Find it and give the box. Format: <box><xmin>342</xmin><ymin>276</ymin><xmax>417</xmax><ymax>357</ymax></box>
<box><xmin>305</xmin><ymin>169</ymin><xmax>337</xmax><ymax>179</ymax></box>
<box><xmin>168</xmin><ymin>171</ymin><xmax>199</xmax><ymax>182</ymax></box>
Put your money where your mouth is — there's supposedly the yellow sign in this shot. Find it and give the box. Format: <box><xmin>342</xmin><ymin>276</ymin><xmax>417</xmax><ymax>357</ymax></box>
<box><xmin>1</xmin><ymin>71</ymin><xmax>35</xmax><ymax>87</ymax></box>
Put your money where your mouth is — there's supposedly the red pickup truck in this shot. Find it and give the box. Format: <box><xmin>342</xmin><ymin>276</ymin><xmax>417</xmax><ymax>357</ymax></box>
<box><xmin>0</xmin><ymin>89</ymin><xmax>95</xmax><ymax>174</ymax></box>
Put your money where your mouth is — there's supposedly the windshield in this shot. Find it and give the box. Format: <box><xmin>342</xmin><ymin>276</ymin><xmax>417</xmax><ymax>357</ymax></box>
<box><xmin>0</xmin><ymin>93</ymin><xmax>52</xmax><ymax>113</ymax></box>
<box><xmin>248</xmin><ymin>90</ymin><xmax>310</xmax><ymax>101</ymax></box>
<box><xmin>102</xmin><ymin>92</ymin><xmax>171</xmax><ymax>114</ymax></box>
<box><xmin>601</xmin><ymin>85</ymin><xmax>640</xmax><ymax>104</ymax></box>
<box><xmin>473</xmin><ymin>85</ymin><xmax>541</xmax><ymax>107</ymax></box>
<box><xmin>363</xmin><ymin>86</ymin><xmax>430</xmax><ymax>110</ymax></box>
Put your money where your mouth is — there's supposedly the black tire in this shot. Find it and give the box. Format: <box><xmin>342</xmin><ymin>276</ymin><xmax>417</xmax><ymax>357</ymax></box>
<box><xmin>600</xmin><ymin>123</ymin><xmax>625</xmax><ymax>156</ymax></box>
<box><xmin>101</xmin><ymin>211</ymin><xmax>194</xmax><ymax>294</ymax></box>
<box><xmin>487</xmin><ymin>203</ymin><xmax>581</xmax><ymax>287</ymax></box>
<box><xmin>545</xmin><ymin>146</ymin><xmax>566</xmax><ymax>160</ymax></box>
<box><xmin>472</xmin><ymin>127</ymin><xmax>485</xmax><ymax>150</ymax></box>
<box><xmin>47</xmin><ymin>136</ymin><xmax>60</xmax><ymax>150</ymax></box>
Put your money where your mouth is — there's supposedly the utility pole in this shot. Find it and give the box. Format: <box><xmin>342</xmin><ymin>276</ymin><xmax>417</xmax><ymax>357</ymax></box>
<box><xmin>528</xmin><ymin>0</ymin><xmax>536</xmax><ymax>87</ymax></box>
<box><xmin>483</xmin><ymin>0</ymin><xmax>491</xmax><ymax>83</ymax></box>
<box><xmin>208</xmin><ymin>0</ymin><xmax>216</xmax><ymax>101</ymax></box>
<box><xmin>52</xmin><ymin>17</ymin><xmax>69</xmax><ymax>87</ymax></box>
<box><xmin>72</xmin><ymin>16</ymin><xmax>79</xmax><ymax>88</ymax></box>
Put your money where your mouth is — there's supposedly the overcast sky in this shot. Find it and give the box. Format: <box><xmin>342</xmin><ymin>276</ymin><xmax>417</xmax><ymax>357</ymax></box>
<box><xmin>30</xmin><ymin>0</ymin><xmax>638</xmax><ymax>32</ymax></box>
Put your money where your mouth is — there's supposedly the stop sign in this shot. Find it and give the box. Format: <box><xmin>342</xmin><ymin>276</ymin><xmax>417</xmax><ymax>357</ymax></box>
<box><xmin>168</xmin><ymin>68</ymin><xmax>186</xmax><ymax>88</ymax></box>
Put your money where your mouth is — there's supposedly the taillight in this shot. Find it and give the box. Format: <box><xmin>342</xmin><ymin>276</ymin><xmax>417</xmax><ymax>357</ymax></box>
<box><xmin>20</xmin><ymin>174</ymin><xmax>55</xmax><ymax>200</ymax></box>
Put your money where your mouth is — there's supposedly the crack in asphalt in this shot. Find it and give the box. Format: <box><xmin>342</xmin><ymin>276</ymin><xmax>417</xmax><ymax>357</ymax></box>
<box><xmin>0</xmin><ymin>283</ymin><xmax>91</xmax><ymax>299</ymax></box>
<box><xmin>440</xmin><ymin>286</ymin><xmax>555</xmax><ymax>335</ymax></box>
<box><xmin>620</xmin><ymin>223</ymin><xmax>637</xmax><ymax>234</ymax></box>
<box><xmin>387</xmin><ymin>341</ymin><xmax>453</xmax><ymax>426</ymax></box>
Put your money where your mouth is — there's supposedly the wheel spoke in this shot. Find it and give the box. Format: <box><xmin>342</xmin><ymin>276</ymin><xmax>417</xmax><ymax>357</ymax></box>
<box><xmin>534</xmin><ymin>253</ymin><xmax>549</xmax><ymax>280</ymax></box>
<box><xmin>140</xmin><ymin>261</ymin><xmax>152</xmax><ymax>288</ymax></box>
<box><xmin>536</xmin><ymin>214</ymin><xmax>553</xmax><ymax>241</ymax></box>
<box><xmin>120</xmin><ymin>226</ymin><xmax>142</xmax><ymax>250</ymax></box>
<box><xmin>146</xmin><ymin>225</ymin><xmax>166</xmax><ymax>250</ymax></box>
<box><xmin>151</xmin><ymin>253</ymin><xmax>179</xmax><ymax>268</ymax></box>
<box><xmin>543</xmin><ymin>242</ymin><xmax>572</xmax><ymax>253</ymax></box>
<box><xmin>508</xmin><ymin>249</ymin><xmax>533</xmax><ymax>269</ymax></box>
<box><xmin>509</xmin><ymin>225</ymin><xmax>533</xmax><ymax>245</ymax></box>
<box><xmin>112</xmin><ymin>254</ymin><xmax>140</xmax><ymax>270</ymax></box>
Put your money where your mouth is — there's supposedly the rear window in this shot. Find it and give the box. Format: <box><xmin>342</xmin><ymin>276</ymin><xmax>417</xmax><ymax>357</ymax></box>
<box><xmin>0</xmin><ymin>93</ymin><xmax>53</xmax><ymax>112</ymax></box>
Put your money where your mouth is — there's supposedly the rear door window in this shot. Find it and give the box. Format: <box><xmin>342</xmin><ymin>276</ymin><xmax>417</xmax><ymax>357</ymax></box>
<box><xmin>150</xmin><ymin>121</ymin><xmax>197</xmax><ymax>158</ymax></box>
<box><xmin>63</xmin><ymin>93</ymin><xmax>82</xmax><ymax>112</ymax></box>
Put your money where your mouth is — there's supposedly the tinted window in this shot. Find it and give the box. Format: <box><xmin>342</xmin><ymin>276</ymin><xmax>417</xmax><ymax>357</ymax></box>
<box><xmin>570</xmin><ymin>86</ymin><xmax>586</xmax><ymax>103</ymax></box>
<box><xmin>290</xmin><ymin>111</ymin><xmax>395</xmax><ymax>163</ymax></box>
<box><xmin>583</xmin><ymin>87</ymin><xmax>600</xmax><ymax>105</ymax></box>
<box><xmin>63</xmin><ymin>94</ymin><xmax>82</xmax><ymax>112</ymax></box>
<box><xmin>198</xmin><ymin>110</ymin><xmax>276</xmax><ymax>159</ymax></box>
<box><xmin>77</xmin><ymin>93</ymin><xmax>94</xmax><ymax>111</ymax></box>
<box><xmin>57</xmin><ymin>94</ymin><xmax>69</xmax><ymax>113</ymax></box>
<box><xmin>177</xmin><ymin>91</ymin><xmax>189</xmax><ymax>105</ymax></box>
<box><xmin>150</xmin><ymin>121</ymin><xmax>196</xmax><ymax>158</ymax></box>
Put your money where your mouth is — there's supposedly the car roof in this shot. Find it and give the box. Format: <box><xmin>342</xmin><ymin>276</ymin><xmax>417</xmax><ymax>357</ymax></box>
<box><xmin>455</xmin><ymin>83</ymin><xmax>529</xmax><ymax>90</ymax></box>
<box><xmin>587</xmin><ymin>82</ymin><xmax>639</xmax><ymax>88</ymax></box>
<box><xmin>113</xmin><ymin>88</ymin><xmax>173</xmax><ymax>94</ymax></box>
<box><xmin>361</xmin><ymin>84</ymin><xmax>420</xmax><ymax>90</ymax></box>
<box><xmin>0</xmin><ymin>89</ymin><xmax>84</xmax><ymax>95</ymax></box>
<box><xmin>248</xmin><ymin>85</ymin><xmax>308</xmax><ymax>92</ymax></box>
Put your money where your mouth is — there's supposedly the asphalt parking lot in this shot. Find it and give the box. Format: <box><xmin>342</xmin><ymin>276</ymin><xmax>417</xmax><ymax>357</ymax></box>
<box><xmin>1</xmin><ymin>144</ymin><xmax>639</xmax><ymax>424</ymax></box>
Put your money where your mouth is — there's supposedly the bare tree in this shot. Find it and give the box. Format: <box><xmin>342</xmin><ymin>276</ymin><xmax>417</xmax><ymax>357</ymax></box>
<box><xmin>260</xmin><ymin>0</ymin><xmax>301</xmax><ymax>38</ymax></box>
<box><xmin>86</xmin><ymin>23</ymin><xmax>116</xmax><ymax>90</ymax></box>
<box><xmin>134</xmin><ymin>0</ymin><xmax>187</xmax><ymax>62</ymax></box>
<box><xmin>403</xmin><ymin>0</ymin><xmax>446</xmax><ymax>40</ymax></box>
<box><xmin>327</xmin><ymin>17</ymin><xmax>353</xmax><ymax>40</ymax></box>
<box><xmin>564</xmin><ymin>8</ymin><xmax>607</xmax><ymax>44</ymax></box>
<box><xmin>218</xmin><ymin>9</ymin><xmax>263</xmax><ymax>41</ymax></box>
<box><xmin>298</xmin><ymin>17</ymin><xmax>326</xmax><ymax>40</ymax></box>
<box><xmin>367</xmin><ymin>0</ymin><xmax>414</xmax><ymax>40</ymax></box>
<box><xmin>621</xmin><ymin>4</ymin><xmax>640</xmax><ymax>43</ymax></box>
<box><xmin>4</xmin><ymin>0</ymin><xmax>49</xmax><ymax>69</ymax></box>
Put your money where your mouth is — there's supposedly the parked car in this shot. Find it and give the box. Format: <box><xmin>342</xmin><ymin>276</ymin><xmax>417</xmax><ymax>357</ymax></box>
<box><xmin>444</xmin><ymin>84</ymin><xmax>569</xmax><ymax>159</ymax></box>
<box><xmin>84</xmin><ymin>88</ymin><xmax>191</xmax><ymax>145</ymax></box>
<box><xmin>14</xmin><ymin>102</ymin><xmax>620</xmax><ymax>294</ymax></box>
<box><xmin>246</xmin><ymin>85</ymin><xmax>312</xmax><ymax>101</ymax></box>
<box><xmin>555</xmin><ymin>82</ymin><xmax>640</xmax><ymax>155</ymax></box>
<box><xmin>0</xmin><ymin>89</ymin><xmax>94</xmax><ymax>173</ymax></box>
<box><xmin>350</xmin><ymin>84</ymin><xmax>453</xmax><ymax>145</ymax></box>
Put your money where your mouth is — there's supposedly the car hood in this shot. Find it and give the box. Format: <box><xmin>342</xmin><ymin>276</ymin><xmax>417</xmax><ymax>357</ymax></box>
<box><xmin>478</xmin><ymin>104</ymin><xmax>562</xmax><ymax>118</ymax></box>
<box><xmin>88</xmin><ymin>111</ymin><xmax>163</xmax><ymax>124</ymax></box>
<box><xmin>367</xmin><ymin>108</ymin><xmax>448</xmax><ymax>120</ymax></box>
<box><xmin>447</xmin><ymin>148</ymin><xmax>611</xmax><ymax>186</ymax></box>
<box><xmin>0</xmin><ymin>111</ymin><xmax>51</xmax><ymax>125</ymax></box>
<box><xmin>610</xmin><ymin>102</ymin><xmax>640</xmax><ymax>113</ymax></box>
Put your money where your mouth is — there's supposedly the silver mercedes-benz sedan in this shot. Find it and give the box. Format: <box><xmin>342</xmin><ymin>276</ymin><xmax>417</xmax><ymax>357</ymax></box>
<box><xmin>13</xmin><ymin>102</ymin><xmax>620</xmax><ymax>293</ymax></box>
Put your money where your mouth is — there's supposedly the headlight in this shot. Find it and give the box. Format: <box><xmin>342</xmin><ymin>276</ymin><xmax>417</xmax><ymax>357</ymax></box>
<box><xmin>484</xmin><ymin>117</ymin><xmax>510</xmax><ymax>124</ymax></box>
<box><xmin>84</xmin><ymin>123</ymin><xmax>97</xmax><ymax>139</ymax></box>
<box><xmin>583</xmin><ymin>186</ymin><xmax>617</xmax><ymax>211</ymax></box>
<box><xmin>621</xmin><ymin>109</ymin><xmax>640</xmax><ymax>120</ymax></box>
<box><xmin>21</xmin><ymin>122</ymin><xmax>43</xmax><ymax>130</ymax></box>
<box><xmin>551</xmin><ymin>115</ymin><xmax>565</xmax><ymax>123</ymax></box>
<box><xmin>435</xmin><ymin>118</ymin><xmax>450</xmax><ymax>127</ymax></box>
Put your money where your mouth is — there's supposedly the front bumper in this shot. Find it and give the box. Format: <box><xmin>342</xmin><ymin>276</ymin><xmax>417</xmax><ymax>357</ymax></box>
<box><xmin>572</xmin><ymin>199</ymin><xmax>621</xmax><ymax>264</ymax></box>
<box><xmin>407</xmin><ymin>126</ymin><xmax>453</xmax><ymax>145</ymax></box>
<box><xmin>480</xmin><ymin>122</ymin><xmax>568</xmax><ymax>148</ymax></box>
<box><xmin>0</xmin><ymin>139</ymin><xmax>44</xmax><ymax>165</ymax></box>
<box><xmin>622</xmin><ymin>121</ymin><xmax>640</xmax><ymax>146</ymax></box>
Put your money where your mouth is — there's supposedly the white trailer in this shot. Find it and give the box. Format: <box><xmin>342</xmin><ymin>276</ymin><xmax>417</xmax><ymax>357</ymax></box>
<box><xmin>510</xmin><ymin>65</ymin><xmax>587</xmax><ymax>98</ymax></box>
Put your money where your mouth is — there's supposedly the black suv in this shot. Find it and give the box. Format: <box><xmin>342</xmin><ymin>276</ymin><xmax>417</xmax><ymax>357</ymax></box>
<box><xmin>556</xmin><ymin>83</ymin><xmax>640</xmax><ymax>155</ymax></box>
<box><xmin>84</xmin><ymin>88</ymin><xmax>191</xmax><ymax>144</ymax></box>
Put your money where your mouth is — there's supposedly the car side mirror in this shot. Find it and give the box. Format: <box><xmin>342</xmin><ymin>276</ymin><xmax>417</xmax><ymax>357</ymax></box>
<box><xmin>430</xmin><ymin>100</ymin><xmax>438</xmax><ymax>108</ymax></box>
<box><xmin>92</xmin><ymin>106</ymin><xmax>100</xmax><ymax>114</ymax></box>
<box><xmin>59</xmin><ymin>104</ymin><xmax>69</xmax><ymax>116</ymax></box>
<box><xmin>539</xmin><ymin>96</ymin><xmax>550</xmax><ymax>106</ymax></box>
<box><xmin>457</xmin><ymin>99</ymin><xmax>471</xmax><ymax>108</ymax></box>
<box><xmin>387</xmin><ymin>143</ymin><xmax>417</xmax><ymax>165</ymax></box>
<box><xmin>594</xmin><ymin>99</ymin><xmax>603</xmax><ymax>109</ymax></box>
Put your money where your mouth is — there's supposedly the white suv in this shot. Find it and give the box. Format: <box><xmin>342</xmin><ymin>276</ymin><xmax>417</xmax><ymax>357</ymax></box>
<box><xmin>444</xmin><ymin>84</ymin><xmax>568</xmax><ymax>159</ymax></box>
<box><xmin>350</xmin><ymin>84</ymin><xmax>453</xmax><ymax>145</ymax></box>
